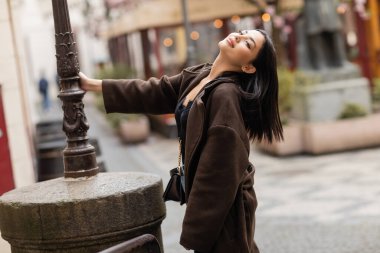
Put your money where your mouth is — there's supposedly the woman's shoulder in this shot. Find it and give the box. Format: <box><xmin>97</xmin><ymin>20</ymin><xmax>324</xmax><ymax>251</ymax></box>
<box><xmin>206</xmin><ymin>81</ymin><xmax>246</xmax><ymax>136</ymax></box>
<box><xmin>209</xmin><ymin>81</ymin><xmax>241</xmax><ymax>101</ymax></box>
<box><xmin>183</xmin><ymin>63</ymin><xmax>212</xmax><ymax>74</ymax></box>
<box><xmin>206</xmin><ymin>82</ymin><xmax>242</xmax><ymax>119</ymax></box>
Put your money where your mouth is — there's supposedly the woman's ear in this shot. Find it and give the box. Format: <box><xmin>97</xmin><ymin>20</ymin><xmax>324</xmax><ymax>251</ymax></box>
<box><xmin>241</xmin><ymin>64</ymin><xmax>256</xmax><ymax>74</ymax></box>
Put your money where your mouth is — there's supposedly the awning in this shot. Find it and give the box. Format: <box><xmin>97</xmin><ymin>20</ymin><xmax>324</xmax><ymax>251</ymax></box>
<box><xmin>104</xmin><ymin>0</ymin><xmax>260</xmax><ymax>38</ymax></box>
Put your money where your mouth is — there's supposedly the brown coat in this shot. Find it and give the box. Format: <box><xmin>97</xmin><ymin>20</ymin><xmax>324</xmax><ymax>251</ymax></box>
<box><xmin>102</xmin><ymin>63</ymin><xmax>259</xmax><ymax>253</ymax></box>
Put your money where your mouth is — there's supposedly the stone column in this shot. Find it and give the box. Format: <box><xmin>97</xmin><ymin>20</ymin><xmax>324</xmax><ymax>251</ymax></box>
<box><xmin>0</xmin><ymin>0</ymin><xmax>166</xmax><ymax>252</ymax></box>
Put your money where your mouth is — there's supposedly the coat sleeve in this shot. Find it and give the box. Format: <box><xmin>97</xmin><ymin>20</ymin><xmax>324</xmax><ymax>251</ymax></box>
<box><xmin>102</xmin><ymin>72</ymin><xmax>183</xmax><ymax>114</ymax></box>
<box><xmin>180</xmin><ymin>84</ymin><xmax>250</xmax><ymax>252</ymax></box>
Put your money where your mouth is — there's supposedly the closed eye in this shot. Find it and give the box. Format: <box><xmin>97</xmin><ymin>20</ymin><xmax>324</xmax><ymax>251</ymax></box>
<box><xmin>238</xmin><ymin>30</ymin><xmax>251</xmax><ymax>49</ymax></box>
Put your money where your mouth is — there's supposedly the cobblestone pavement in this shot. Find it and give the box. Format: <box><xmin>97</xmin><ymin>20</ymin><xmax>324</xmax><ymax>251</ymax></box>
<box><xmin>2</xmin><ymin>98</ymin><xmax>378</xmax><ymax>253</ymax></box>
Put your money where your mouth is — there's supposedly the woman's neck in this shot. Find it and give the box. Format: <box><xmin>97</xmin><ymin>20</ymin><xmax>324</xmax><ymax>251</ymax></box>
<box><xmin>207</xmin><ymin>54</ymin><xmax>241</xmax><ymax>80</ymax></box>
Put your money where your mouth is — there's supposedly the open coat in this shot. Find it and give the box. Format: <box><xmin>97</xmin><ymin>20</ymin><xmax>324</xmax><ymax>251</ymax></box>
<box><xmin>102</xmin><ymin>63</ymin><xmax>259</xmax><ymax>253</ymax></box>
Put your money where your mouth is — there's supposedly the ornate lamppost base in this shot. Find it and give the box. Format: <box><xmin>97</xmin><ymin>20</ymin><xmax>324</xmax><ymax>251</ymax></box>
<box><xmin>0</xmin><ymin>173</ymin><xmax>166</xmax><ymax>253</ymax></box>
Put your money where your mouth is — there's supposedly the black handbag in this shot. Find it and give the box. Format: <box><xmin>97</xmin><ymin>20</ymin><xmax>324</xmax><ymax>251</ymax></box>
<box><xmin>163</xmin><ymin>139</ymin><xmax>186</xmax><ymax>205</ymax></box>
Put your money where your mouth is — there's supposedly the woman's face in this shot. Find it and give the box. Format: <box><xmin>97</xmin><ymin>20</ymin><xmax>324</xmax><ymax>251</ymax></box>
<box><xmin>218</xmin><ymin>30</ymin><xmax>266</xmax><ymax>73</ymax></box>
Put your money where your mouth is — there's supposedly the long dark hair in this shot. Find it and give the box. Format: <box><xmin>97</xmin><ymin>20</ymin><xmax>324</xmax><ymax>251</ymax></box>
<box><xmin>239</xmin><ymin>29</ymin><xmax>283</xmax><ymax>143</ymax></box>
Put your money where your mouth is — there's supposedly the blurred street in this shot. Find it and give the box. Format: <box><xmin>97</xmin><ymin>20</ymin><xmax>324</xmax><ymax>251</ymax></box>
<box><xmin>25</xmin><ymin>95</ymin><xmax>380</xmax><ymax>253</ymax></box>
<box><xmin>1</xmin><ymin>1</ymin><xmax>380</xmax><ymax>252</ymax></box>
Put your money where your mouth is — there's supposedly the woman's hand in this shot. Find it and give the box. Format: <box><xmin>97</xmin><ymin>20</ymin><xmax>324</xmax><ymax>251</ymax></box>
<box><xmin>78</xmin><ymin>72</ymin><xmax>102</xmax><ymax>92</ymax></box>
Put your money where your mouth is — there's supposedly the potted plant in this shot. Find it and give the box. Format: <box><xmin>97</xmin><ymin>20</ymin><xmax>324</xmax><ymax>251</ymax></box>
<box><xmin>106</xmin><ymin>113</ymin><xmax>150</xmax><ymax>144</ymax></box>
<box><xmin>258</xmin><ymin>70</ymin><xmax>380</xmax><ymax>156</ymax></box>
<box><xmin>303</xmin><ymin>103</ymin><xmax>380</xmax><ymax>154</ymax></box>
<box><xmin>94</xmin><ymin>64</ymin><xmax>151</xmax><ymax>143</ymax></box>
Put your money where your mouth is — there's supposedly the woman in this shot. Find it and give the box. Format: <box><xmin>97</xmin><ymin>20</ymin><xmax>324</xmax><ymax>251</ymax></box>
<box><xmin>80</xmin><ymin>29</ymin><xmax>283</xmax><ymax>253</ymax></box>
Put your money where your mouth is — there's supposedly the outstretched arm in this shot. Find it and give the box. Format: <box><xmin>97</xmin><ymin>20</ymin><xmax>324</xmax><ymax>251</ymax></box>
<box><xmin>79</xmin><ymin>71</ymin><xmax>184</xmax><ymax>115</ymax></box>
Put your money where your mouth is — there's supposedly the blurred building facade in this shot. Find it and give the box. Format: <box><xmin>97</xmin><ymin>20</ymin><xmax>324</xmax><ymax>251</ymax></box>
<box><xmin>102</xmin><ymin>0</ymin><xmax>262</xmax><ymax>78</ymax></box>
<box><xmin>100</xmin><ymin>0</ymin><xmax>380</xmax><ymax>82</ymax></box>
<box><xmin>0</xmin><ymin>0</ymin><xmax>34</xmax><ymax>191</ymax></box>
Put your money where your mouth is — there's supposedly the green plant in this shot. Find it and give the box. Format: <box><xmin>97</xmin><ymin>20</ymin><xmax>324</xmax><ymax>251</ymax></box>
<box><xmin>105</xmin><ymin>113</ymin><xmax>140</xmax><ymax>129</ymax></box>
<box><xmin>95</xmin><ymin>63</ymin><xmax>136</xmax><ymax>80</ymax></box>
<box><xmin>294</xmin><ymin>71</ymin><xmax>321</xmax><ymax>87</ymax></box>
<box><xmin>373</xmin><ymin>78</ymin><xmax>380</xmax><ymax>102</ymax></box>
<box><xmin>277</xmin><ymin>67</ymin><xmax>295</xmax><ymax>124</ymax></box>
<box><xmin>372</xmin><ymin>78</ymin><xmax>380</xmax><ymax>112</ymax></box>
<box><xmin>94</xmin><ymin>93</ymin><xmax>106</xmax><ymax>113</ymax></box>
<box><xmin>339</xmin><ymin>103</ymin><xmax>367</xmax><ymax>119</ymax></box>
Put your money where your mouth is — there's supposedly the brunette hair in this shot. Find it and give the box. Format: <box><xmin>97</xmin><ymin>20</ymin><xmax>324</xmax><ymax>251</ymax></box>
<box><xmin>239</xmin><ymin>29</ymin><xmax>283</xmax><ymax>143</ymax></box>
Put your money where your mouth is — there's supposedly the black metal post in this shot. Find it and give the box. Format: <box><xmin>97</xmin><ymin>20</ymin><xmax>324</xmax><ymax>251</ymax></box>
<box><xmin>52</xmin><ymin>0</ymin><xmax>98</xmax><ymax>178</ymax></box>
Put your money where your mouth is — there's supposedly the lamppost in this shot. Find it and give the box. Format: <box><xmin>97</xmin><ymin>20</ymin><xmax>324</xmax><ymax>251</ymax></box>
<box><xmin>52</xmin><ymin>0</ymin><xmax>99</xmax><ymax>179</ymax></box>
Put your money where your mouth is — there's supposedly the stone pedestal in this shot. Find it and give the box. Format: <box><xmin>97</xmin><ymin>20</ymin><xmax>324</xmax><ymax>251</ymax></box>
<box><xmin>303</xmin><ymin>113</ymin><xmax>380</xmax><ymax>154</ymax></box>
<box><xmin>292</xmin><ymin>77</ymin><xmax>372</xmax><ymax>122</ymax></box>
<box><xmin>0</xmin><ymin>172</ymin><xmax>166</xmax><ymax>253</ymax></box>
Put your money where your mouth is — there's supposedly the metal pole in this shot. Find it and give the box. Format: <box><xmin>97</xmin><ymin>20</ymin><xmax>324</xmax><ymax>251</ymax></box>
<box><xmin>180</xmin><ymin>0</ymin><xmax>196</xmax><ymax>66</ymax></box>
<box><xmin>52</xmin><ymin>0</ymin><xmax>98</xmax><ymax>178</ymax></box>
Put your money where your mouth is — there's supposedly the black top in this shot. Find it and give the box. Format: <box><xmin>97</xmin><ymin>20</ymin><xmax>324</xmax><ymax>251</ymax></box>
<box><xmin>175</xmin><ymin>98</ymin><xmax>193</xmax><ymax>165</ymax></box>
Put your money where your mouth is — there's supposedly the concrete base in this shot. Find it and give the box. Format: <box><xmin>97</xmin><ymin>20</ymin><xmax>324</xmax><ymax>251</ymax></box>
<box><xmin>257</xmin><ymin>123</ymin><xmax>304</xmax><ymax>156</ymax></box>
<box><xmin>257</xmin><ymin>114</ymin><xmax>380</xmax><ymax>156</ymax></box>
<box><xmin>118</xmin><ymin>117</ymin><xmax>150</xmax><ymax>144</ymax></box>
<box><xmin>303</xmin><ymin>114</ymin><xmax>380</xmax><ymax>154</ymax></box>
<box><xmin>0</xmin><ymin>172</ymin><xmax>166</xmax><ymax>253</ymax></box>
<box><xmin>292</xmin><ymin>77</ymin><xmax>372</xmax><ymax>122</ymax></box>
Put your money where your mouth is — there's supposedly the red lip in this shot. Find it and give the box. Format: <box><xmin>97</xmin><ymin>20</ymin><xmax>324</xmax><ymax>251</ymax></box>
<box><xmin>227</xmin><ymin>37</ymin><xmax>234</xmax><ymax>47</ymax></box>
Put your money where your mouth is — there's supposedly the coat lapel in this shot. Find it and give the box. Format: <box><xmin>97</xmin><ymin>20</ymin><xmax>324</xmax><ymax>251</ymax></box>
<box><xmin>184</xmin><ymin>97</ymin><xmax>205</xmax><ymax>196</ymax></box>
<box><xmin>178</xmin><ymin>68</ymin><xmax>210</xmax><ymax>103</ymax></box>
<box><xmin>183</xmin><ymin>76</ymin><xmax>239</xmax><ymax>197</ymax></box>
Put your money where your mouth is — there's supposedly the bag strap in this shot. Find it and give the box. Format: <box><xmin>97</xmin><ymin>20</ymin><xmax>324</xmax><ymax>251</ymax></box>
<box><xmin>177</xmin><ymin>138</ymin><xmax>182</xmax><ymax>175</ymax></box>
<box><xmin>178</xmin><ymin>138</ymin><xmax>186</xmax><ymax>192</ymax></box>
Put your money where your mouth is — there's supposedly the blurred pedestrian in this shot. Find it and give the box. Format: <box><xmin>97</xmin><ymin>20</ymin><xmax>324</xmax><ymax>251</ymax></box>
<box><xmin>38</xmin><ymin>72</ymin><xmax>50</xmax><ymax>111</ymax></box>
<box><xmin>79</xmin><ymin>29</ymin><xmax>283</xmax><ymax>253</ymax></box>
